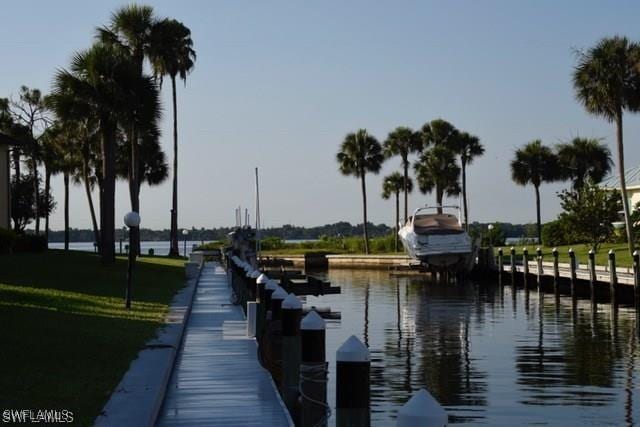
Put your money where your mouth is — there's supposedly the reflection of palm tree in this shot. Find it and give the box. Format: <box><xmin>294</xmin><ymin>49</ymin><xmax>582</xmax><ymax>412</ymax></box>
<box><xmin>364</xmin><ymin>280</ymin><xmax>369</xmax><ymax>347</ymax></box>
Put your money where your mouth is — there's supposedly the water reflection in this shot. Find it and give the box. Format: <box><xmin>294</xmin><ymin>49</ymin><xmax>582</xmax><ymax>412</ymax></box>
<box><xmin>307</xmin><ymin>269</ymin><xmax>640</xmax><ymax>426</ymax></box>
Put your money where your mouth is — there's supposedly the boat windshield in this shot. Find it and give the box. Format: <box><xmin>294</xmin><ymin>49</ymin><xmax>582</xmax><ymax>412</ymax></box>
<box><xmin>408</xmin><ymin>213</ymin><xmax>464</xmax><ymax>235</ymax></box>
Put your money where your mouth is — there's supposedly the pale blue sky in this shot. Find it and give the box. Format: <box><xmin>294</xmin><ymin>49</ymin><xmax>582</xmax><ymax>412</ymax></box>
<box><xmin>2</xmin><ymin>1</ymin><xmax>640</xmax><ymax>230</ymax></box>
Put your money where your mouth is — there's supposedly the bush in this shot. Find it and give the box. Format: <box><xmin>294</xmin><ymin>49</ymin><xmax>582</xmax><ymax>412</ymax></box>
<box><xmin>13</xmin><ymin>234</ymin><xmax>47</xmax><ymax>253</ymax></box>
<box><xmin>195</xmin><ymin>241</ymin><xmax>224</xmax><ymax>251</ymax></box>
<box><xmin>260</xmin><ymin>237</ymin><xmax>285</xmax><ymax>250</ymax></box>
<box><xmin>0</xmin><ymin>228</ymin><xmax>17</xmax><ymax>254</ymax></box>
<box><xmin>541</xmin><ymin>220</ymin><xmax>571</xmax><ymax>247</ymax></box>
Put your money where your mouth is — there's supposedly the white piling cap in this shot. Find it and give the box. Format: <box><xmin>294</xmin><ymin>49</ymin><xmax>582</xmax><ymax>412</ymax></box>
<box><xmin>301</xmin><ymin>310</ymin><xmax>325</xmax><ymax>330</ymax></box>
<box><xmin>250</xmin><ymin>270</ymin><xmax>261</xmax><ymax>279</ymax></box>
<box><xmin>336</xmin><ymin>335</ymin><xmax>369</xmax><ymax>362</ymax></box>
<box><xmin>272</xmin><ymin>286</ymin><xmax>288</xmax><ymax>300</ymax></box>
<box><xmin>396</xmin><ymin>388</ymin><xmax>447</xmax><ymax>427</ymax></box>
<box><xmin>282</xmin><ymin>293</ymin><xmax>302</xmax><ymax>309</ymax></box>
<box><xmin>265</xmin><ymin>279</ymin><xmax>278</xmax><ymax>291</ymax></box>
<box><xmin>256</xmin><ymin>273</ymin><xmax>269</xmax><ymax>284</ymax></box>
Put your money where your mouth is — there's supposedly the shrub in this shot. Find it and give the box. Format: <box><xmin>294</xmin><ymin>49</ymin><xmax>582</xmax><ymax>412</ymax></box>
<box><xmin>13</xmin><ymin>234</ymin><xmax>47</xmax><ymax>253</ymax></box>
<box><xmin>541</xmin><ymin>220</ymin><xmax>571</xmax><ymax>247</ymax></box>
<box><xmin>260</xmin><ymin>237</ymin><xmax>285</xmax><ymax>250</ymax></box>
<box><xmin>195</xmin><ymin>241</ymin><xmax>224</xmax><ymax>251</ymax></box>
<box><xmin>0</xmin><ymin>228</ymin><xmax>17</xmax><ymax>254</ymax></box>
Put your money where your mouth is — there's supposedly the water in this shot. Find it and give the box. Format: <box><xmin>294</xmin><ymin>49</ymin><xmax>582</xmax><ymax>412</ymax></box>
<box><xmin>304</xmin><ymin>269</ymin><xmax>640</xmax><ymax>426</ymax></box>
<box><xmin>48</xmin><ymin>241</ymin><xmax>205</xmax><ymax>257</ymax></box>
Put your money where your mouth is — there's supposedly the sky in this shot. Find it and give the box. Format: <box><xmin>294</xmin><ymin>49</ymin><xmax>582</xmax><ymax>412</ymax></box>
<box><xmin>2</xmin><ymin>1</ymin><xmax>640</xmax><ymax>231</ymax></box>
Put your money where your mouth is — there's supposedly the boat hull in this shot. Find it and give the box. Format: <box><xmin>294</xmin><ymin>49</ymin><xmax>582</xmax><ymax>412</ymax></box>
<box><xmin>398</xmin><ymin>226</ymin><xmax>475</xmax><ymax>272</ymax></box>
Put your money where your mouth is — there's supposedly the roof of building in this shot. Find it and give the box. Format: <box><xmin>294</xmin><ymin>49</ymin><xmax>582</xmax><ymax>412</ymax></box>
<box><xmin>0</xmin><ymin>132</ymin><xmax>25</xmax><ymax>146</ymax></box>
<box><xmin>600</xmin><ymin>166</ymin><xmax>640</xmax><ymax>190</ymax></box>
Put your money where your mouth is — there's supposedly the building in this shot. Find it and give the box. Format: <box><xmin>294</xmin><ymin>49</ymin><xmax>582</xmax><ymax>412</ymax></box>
<box><xmin>600</xmin><ymin>166</ymin><xmax>640</xmax><ymax>212</ymax></box>
<box><xmin>0</xmin><ymin>132</ymin><xmax>22</xmax><ymax>230</ymax></box>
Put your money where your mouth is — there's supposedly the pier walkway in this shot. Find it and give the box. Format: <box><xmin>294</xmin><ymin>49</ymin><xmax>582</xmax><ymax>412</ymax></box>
<box><xmin>156</xmin><ymin>262</ymin><xmax>292</xmax><ymax>426</ymax></box>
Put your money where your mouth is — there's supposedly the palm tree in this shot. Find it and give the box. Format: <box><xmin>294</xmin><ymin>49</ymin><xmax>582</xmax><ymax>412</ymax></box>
<box><xmin>510</xmin><ymin>140</ymin><xmax>559</xmax><ymax>244</ymax></box>
<box><xmin>150</xmin><ymin>18</ymin><xmax>196</xmax><ymax>257</ymax></box>
<box><xmin>414</xmin><ymin>145</ymin><xmax>461</xmax><ymax>214</ymax></box>
<box><xmin>421</xmin><ymin>119</ymin><xmax>459</xmax><ymax>150</ymax></box>
<box><xmin>455</xmin><ymin>132</ymin><xmax>484</xmax><ymax>230</ymax></box>
<box><xmin>573</xmin><ymin>36</ymin><xmax>640</xmax><ymax>255</ymax></box>
<box><xmin>382</xmin><ymin>172</ymin><xmax>413</xmax><ymax>252</ymax></box>
<box><xmin>39</xmin><ymin>125</ymin><xmax>62</xmax><ymax>243</ymax></box>
<box><xmin>383</xmin><ymin>127</ymin><xmax>421</xmax><ymax>223</ymax></box>
<box><xmin>336</xmin><ymin>129</ymin><xmax>384</xmax><ymax>254</ymax></box>
<box><xmin>556</xmin><ymin>137</ymin><xmax>612</xmax><ymax>192</ymax></box>
<box><xmin>51</xmin><ymin>42</ymin><xmax>136</xmax><ymax>263</ymax></box>
<box><xmin>98</xmin><ymin>4</ymin><xmax>159</xmax><ymax>256</ymax></box>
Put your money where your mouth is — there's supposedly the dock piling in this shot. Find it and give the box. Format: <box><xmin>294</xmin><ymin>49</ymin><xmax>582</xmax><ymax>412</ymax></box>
<box><xmin>634</xmin><ymin>250</ymin><xmax>640</xmax><ymax>309</ymax></box>
<box><xmin>569</xmin><ymin>248</ymin><xmax>576</xmax><ymax>297</ymax></box>
<box><xmin>536</xmin><ymin>247</ymin><xmax>543</xmax><ymax>289</ymax></box>
<box><xmin>588</xmin><ymin>249</ymin><xmax>596</xmax><ymax>304</ymax></box>
<box><xmin>300</xmin><ymin>310</ymin><xmax>328</xmax><ymax>427</ymax></box>
<box><xmin>336</xmin><ymin>335</ymin><xmax>370</xmax><ymax>427</ymax></box>
<box><xmin>281</xmin><ymin>293</ymin><xmax>303</xmax><ymax>414</ymax></box>
<box><xmin>609</xmin><ymin>250</ymin><xmax>618</xmax><ymax>305</ymax></box>
<box><xmin>552</xmin><ymin>248</ymin><xmax>559</xmax><ymax>293</ymax></box>
<box><xmin>522</xmin><ymin>247</ymin><xmax>529</xmax><ymax>287</ymax></box>
<box><xmin>396</xmin><ymin>389</ymin><xmax>447</xmax><ymax>427</ymax></box>
<box><xmin>510</xmin><ymin>247</ymin><xmax>516</xmax><ymax>285</ymax></box>
<box><xmin>498</xmin><ymin>248</ymin><xmax>504</xmax><ymax>284</ymax></box>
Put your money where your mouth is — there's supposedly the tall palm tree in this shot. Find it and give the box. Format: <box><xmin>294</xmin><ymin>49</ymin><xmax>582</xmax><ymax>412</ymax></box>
<box><xmin>573</xmin><ymin>36</ymin><xmax>640</xmax><ymax>256</ymax></box>
<box><xmin>510</xmin><ymin>140</ymin><xmax>559</xmax><ymax>244</ymax></box>
<box><xmin>98</xmin><ymin>4</ymin><xmax>157</xmax><ymax>255</ymax></box>
<box><xmin>556</xmin><ymin>137</ymin><xmax>612</xmax><ymax>192</ymax></box>
<box><xmin>51</xmin><ymin>42</ymin><xmax>136</xmax><ymax>263</ymax></box>
<box><xmin>382</xmin><ymin>172</ymin><xmax>413</xmax><ymax>252</ymax></box>
<box><xmin>336</xmin><ymin>129</ymin><xmax>384</xmax><ymax>254</ymax></box>
<box><xmin>39</xmin><ymin>125</ymin><xmax>62</xmax><ymax>243</ymax></box>
<box><xmin>421</xmin><ymin>119</ymin><xmax>459</xmax><ymax>150</ymax></box>
<box><xmin>150</xmin><ymin>18</ymin><xmax>196</xmax><ymax>257</ymax></box>
<box><xmin>414</xmin><ymin>145</ymin><xmax>461</xmax><ymax>214</ymax></box>
<box><xmin>383</xmin><ymin>127</ymin><xmax>421</xmax><ymax>223</ymax></box>
<box><xmin>455</xmin><ymin>132</ymin><xmax>484</xmax><ymax>230</ymax></box>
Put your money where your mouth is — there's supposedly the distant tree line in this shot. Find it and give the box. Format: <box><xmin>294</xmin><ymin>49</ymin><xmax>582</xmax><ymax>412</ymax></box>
<box><xmin>48</xmin><ymin>221</ymin><xmax>536</xmax><ymax>243</ymax></box>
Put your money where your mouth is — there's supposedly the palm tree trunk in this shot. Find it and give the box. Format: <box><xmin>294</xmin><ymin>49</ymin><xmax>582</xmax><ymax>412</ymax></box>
<box><xmin>395</xmin><ymin>190</ymin><xmax>399</xmax><ymax>252</ymax></box>
<box><xmin>436</xmin><ymin>187</ymin><xmax>444</xmax><ymax>214</ymax></box>
<box><xmin>101</xmin><ymin>121</ymin><xmax>116</xmax><ymax>263</ymax></box>
<box><xmin>169</xmin><ymin>76</ymin><xmax>180</xmax><ymax>256</ymax></box>
<box><xmin>44</xmin><ymin>168</ymin><xmax>51</xmax><ymax>244</ymax></box>
<box><xmin>616</xmin><ymin>110</ymin><xmax>634</xmax><ymax>256</ymax></box>
<box><xmin>535</xmin><ymin>184</ymin><xmax>542</xmax><ymax>244</ymax></box>
<box><xmin>403</xmin><ymin>157</ymin><xmax>409</xmax><ymax>223</ymax></box>
<box><xmin>462</xmin><ymin>159</ymin><xmax>469</xmax><ymax>231</ymax></box>
<box><xmin>129</xmin><ymin>126</ymin><xmax>140</xmax><ymax>257</ymax></box>
<box><xmin>64</xmin><ymin>171</ymin><xmax>69</xmax><ymax>251</ymax></box>
<box><xmin>32</xmin><ymin>153</ymin><xmax>40</xmax><ymax>235</ymax></box>
<box><xmin>361</xmin><ymin>171</ymin><xmax>370</xmax><ymax>254</ymax></box>
<box><xmin>82</xmin><ymin>158</ymin><xmax>100</xmax><ymax>251</ymax></box>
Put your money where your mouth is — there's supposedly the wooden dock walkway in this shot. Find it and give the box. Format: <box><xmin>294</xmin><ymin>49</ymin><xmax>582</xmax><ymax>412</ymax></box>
<box><xmin>156</xmin><ymin>262</ymin><xmax>292</xmax><ymax>426</ymax></box>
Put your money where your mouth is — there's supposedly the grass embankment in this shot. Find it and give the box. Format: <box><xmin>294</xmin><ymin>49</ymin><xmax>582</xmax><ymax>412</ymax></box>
<box><xmin>259</xmin><ymin>235</ymin><xmax>402</xmax><ymax>256</ymax></box>
<box><xmin>0</xmin><ymin>250</ymin><xmax>185</xmax><ymax>425</ymax></box>
<box><xmin>496</xmin><ymin>243</ymin><xmax>635</xmax><ymax>268</ymax></box>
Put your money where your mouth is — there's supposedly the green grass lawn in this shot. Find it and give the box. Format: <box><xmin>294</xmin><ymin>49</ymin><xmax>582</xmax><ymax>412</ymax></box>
<box><xmin>495</xmin><ymin>242</ymin><xmax>635</xmax><ymax>267</ymax></box>
<box><xmin>0</xmin><ymin>250</ymin><xmax>185</xmax><ymax>425</ymax></box>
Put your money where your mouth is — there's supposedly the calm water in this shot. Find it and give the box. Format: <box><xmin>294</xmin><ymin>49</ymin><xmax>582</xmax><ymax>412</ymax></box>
<box><xmin>48</xmin><ymin>241</ymin><xmax>206</xmax><ymax>256</ymax></box>
<box><xmin>304</xmin><ymin>269</ymin><xmax>640</xmax><ymax>426</ymax></box>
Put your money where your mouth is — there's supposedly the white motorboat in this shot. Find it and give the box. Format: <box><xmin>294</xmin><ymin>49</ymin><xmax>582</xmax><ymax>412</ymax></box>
<box><xmin>398</xmin><ymin>205</ymin><xmax>476</xmax><ymax>272</ymax></box>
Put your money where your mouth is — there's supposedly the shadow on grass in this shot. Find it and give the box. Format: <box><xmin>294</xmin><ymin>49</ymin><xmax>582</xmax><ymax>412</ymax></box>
<box><xmin>0</xmin><ymin>250</ymin><xmax>187</xmax><ymax>425</ymax></box>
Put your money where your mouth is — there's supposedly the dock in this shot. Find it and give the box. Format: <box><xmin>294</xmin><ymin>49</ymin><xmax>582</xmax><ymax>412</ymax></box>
<box><xmin>156</xmin><ymin>262</ymin><xmax>293</xmax><ymax>426</ymax></box>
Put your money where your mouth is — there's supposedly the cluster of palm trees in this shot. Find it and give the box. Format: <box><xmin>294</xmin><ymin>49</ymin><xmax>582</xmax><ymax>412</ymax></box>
<box><xmin>512</xmin><ymin>35</ymin><xmax>640</xmax><ymax>255</ymax></box>
<box><xmin>1</xmin><ymin>4</ymin><xmax>195</xmax><ymax>263</ymax></box>
<box><xmin>510</xmin><ymin>137</ymin><xmax>612</xmax><ymax>244</ymax></box>
<box><xmin>337</xmin><ymin>120</ymin><xmax>484</xmax><ymax>253</ymax></box>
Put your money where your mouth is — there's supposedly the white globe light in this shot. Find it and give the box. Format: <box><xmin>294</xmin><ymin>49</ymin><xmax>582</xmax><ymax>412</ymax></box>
<box><xmin>124</xmin><ymin>212</ymin><xmax>141</xmax><ymax>228</ymax></box>
<box><xmin>182</xmin><ymin>229</ymin><xmax>189</xmax><ymax>236</ymax></box>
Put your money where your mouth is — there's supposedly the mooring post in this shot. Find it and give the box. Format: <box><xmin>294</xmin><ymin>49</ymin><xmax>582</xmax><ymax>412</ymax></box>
<box><xmin>282</xmin><ymin>293</ymin><xmax>303</xmax><ymax>414</ymax></box>
<box><xmin>396</xmin><ymin>388</ymin><xmax>447</xmax><ymax>427</ymax></box>
<box><xmin>552</xmin><ymin>248</ymin><xmax>559</xmax><ymax>293</ymax></box>
<box><xmin>588</xmin><ymin>249</ymin><xmax>596</xmax><ymax>304</ymax></box>
<box><xmin>510</xmin><ymin>247</ymin><xmax>516</xmax><ymax>285</ymax></box>
<box><xmin>336</xmin><ymin>335</ymin><xmax>370</xmax><ymax>427</ymax></box>
<box><xmin>609</xmin><ymin>250</ymin><xmax>617</xmax><ymax>305</ymax></box>
<box><xmin>498</xmin><ymin>248</ymin><xmax>504</xmax><ymax>283</ymax></box>
<box><xmin>535</xmin><ymin>247</ymin><xmax>543</xmax><ymax>289</ymax></box>
<box><xmin>633</xmin><ymin>250</ymin><xmax>640</xmax><ymax>309</ymax></box>
<box><xmin>300</xmin><ymin>310</ymin><xmax>328</xmax><ymax>427</ymax></box>
<box><xmin>569</xmin><ymin>248</ymin><xmax>576</xmax><ymax>297</ymax></box>
<box><xmin>269</xmin><ymin>286</ymin><xmax>287</xmax><ymax>385</ymax></box>
<box><xmin>247</xmin><ymin>301</ymin><xmax>257</xmax><ymax>337</ymax></box>
<box><xmin>522</xmin><ymin>247</ymin><xmax>529</xmax><ymax>288</ymax></box>
<box><xmin>256</xmin><ymin>273</ymin><xmax>269</xmax><ymax>340</ymax></box>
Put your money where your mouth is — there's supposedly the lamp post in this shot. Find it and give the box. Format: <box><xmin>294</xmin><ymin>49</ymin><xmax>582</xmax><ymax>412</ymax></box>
<box><xmin>487</xmin><ymin>223</ymin><xmax>494</xmax><ymax>248</ymax></box>
<box><xmin>182</xmin><ymin>229</ymin><xmax>189</xmax><ymax>258</ymax></box>
<box><xmin>124</xmin><ymin>212</ymin><xmax>141</xmax><ymax>309</ymax></box>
